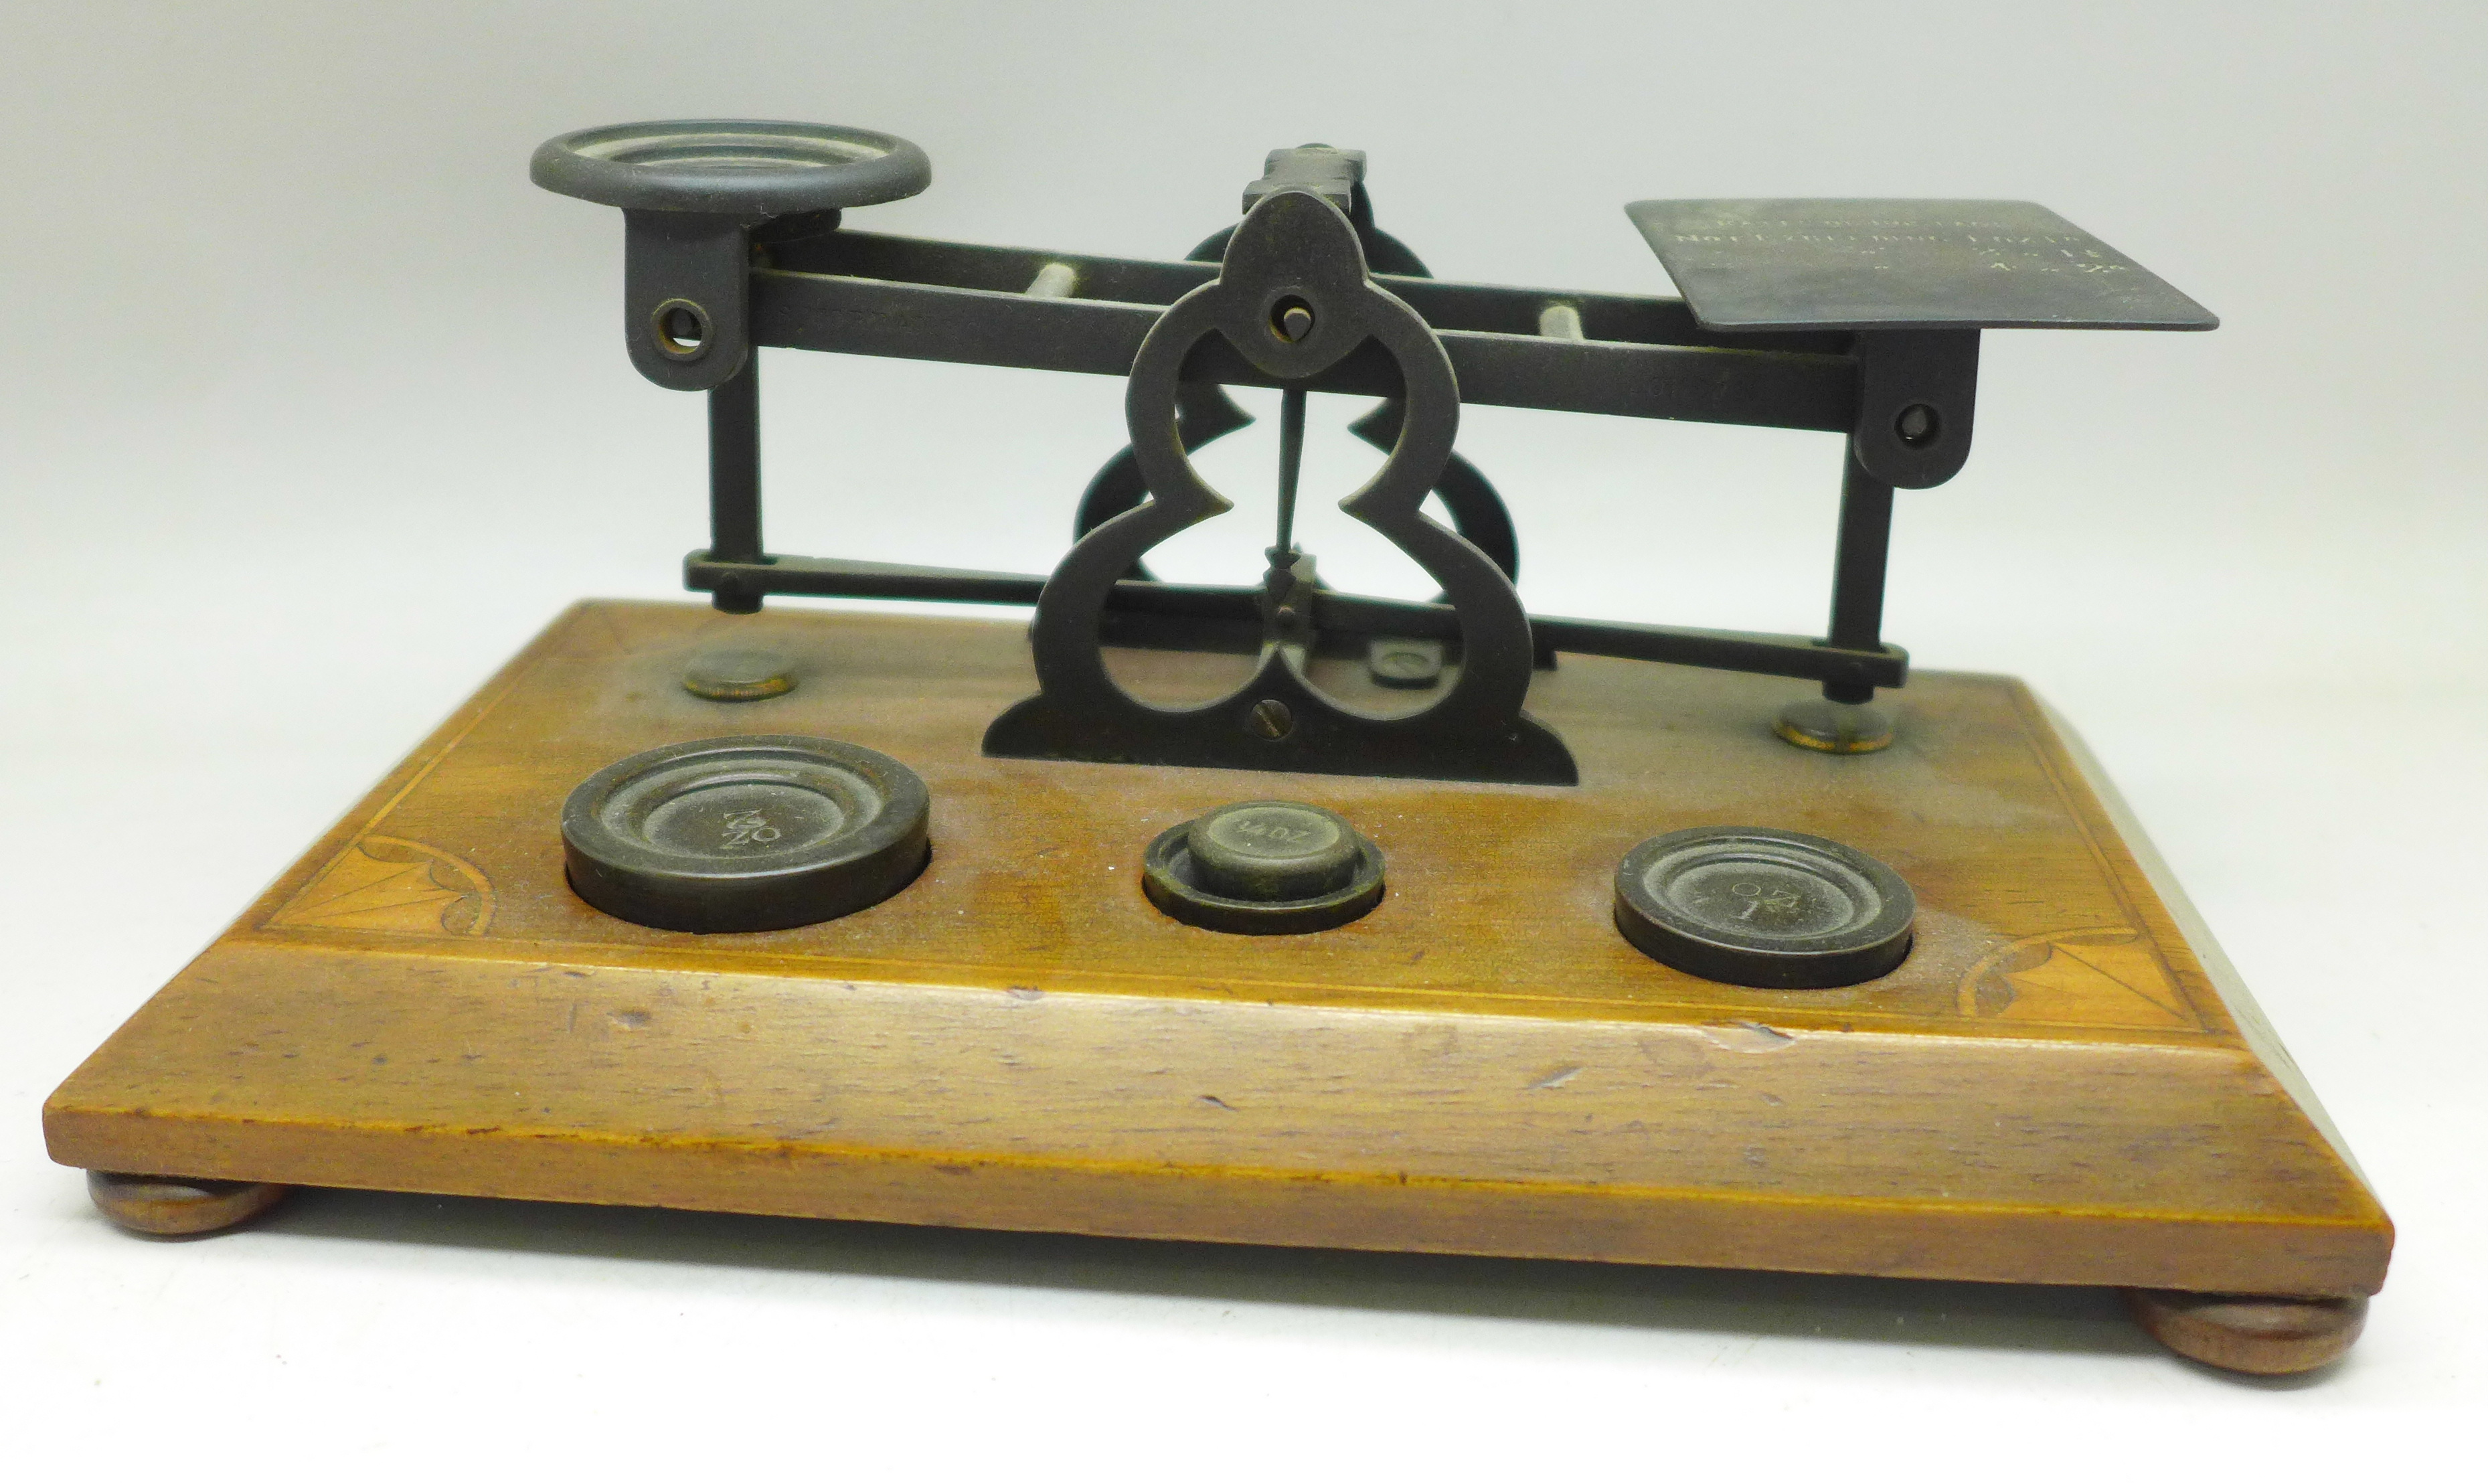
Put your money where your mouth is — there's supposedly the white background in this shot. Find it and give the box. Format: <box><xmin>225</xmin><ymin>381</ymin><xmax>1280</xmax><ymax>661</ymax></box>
<box><xmin>3</xmin><ymin>1</ymin><xmax>2481</xmax><ymax>1477</ymax></box>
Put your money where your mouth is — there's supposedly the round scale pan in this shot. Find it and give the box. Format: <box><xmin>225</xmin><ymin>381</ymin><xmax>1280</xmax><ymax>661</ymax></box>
<box><xmin>1613</xmin><ymin>825</ymin><xmax>1914</xmax><ymax>989</ymax></box>
<box><xmin>531</xmin><ymin>120</ymin><xmax>932</xmax><ymax>216</ymax></box>
<box><xmin>562</xmin><ymin>735</ymin><xmax>929</xmax><ymax>934</ymax></box>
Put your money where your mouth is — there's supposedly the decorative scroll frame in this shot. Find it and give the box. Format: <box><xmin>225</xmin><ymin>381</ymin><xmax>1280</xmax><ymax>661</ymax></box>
<box><xmin>983</xmin><ymin>189</ymin><xmax>1574</xmax><ymax>785</ymax></box>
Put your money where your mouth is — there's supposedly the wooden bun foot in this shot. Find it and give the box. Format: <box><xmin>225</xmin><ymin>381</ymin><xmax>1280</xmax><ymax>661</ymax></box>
<box><xmin>86</xmin><ymin>1171</ymin><xmax>290</xmax><ymax>1236</ymax></box>
<box><xmin>2126</xmin><ymin>1289</ymin><xmax>2368</xmax><ymax>1375</ymax></box>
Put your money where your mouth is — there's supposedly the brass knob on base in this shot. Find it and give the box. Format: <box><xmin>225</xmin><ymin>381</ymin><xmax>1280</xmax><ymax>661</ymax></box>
<box><xmin>1774</xmin><ymin>697</ymin><xmax>1894</xmax><ymax>754</ymax></box>
<box><xmin>682</xmin><ymin>648</ymin><xmax>797</xmax><ymax>702</ymax></box>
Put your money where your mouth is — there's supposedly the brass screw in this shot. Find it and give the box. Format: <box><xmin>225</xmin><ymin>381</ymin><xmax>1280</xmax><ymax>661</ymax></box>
<box><xmin>1247</xmin><ymin>698</ymin><xmax>1295</xmax><ymax>739</ymax></box>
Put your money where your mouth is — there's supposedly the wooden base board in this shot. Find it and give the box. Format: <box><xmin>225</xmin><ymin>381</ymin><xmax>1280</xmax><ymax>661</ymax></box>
<box><xmin>46</xmin><ymin>601</ymin><xmax>2390</xmax><ymax>1299</ymax></box>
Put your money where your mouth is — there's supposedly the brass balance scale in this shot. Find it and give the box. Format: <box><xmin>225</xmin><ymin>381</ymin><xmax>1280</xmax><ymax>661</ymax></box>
<box><xmin>46</xmin><ymin>121</ymin><xmax>2390</xmax><ymax>1377</ymax></box>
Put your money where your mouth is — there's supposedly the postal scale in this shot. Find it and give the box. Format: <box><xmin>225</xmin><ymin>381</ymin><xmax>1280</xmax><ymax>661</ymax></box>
<box><xmin>45</xmin><ymin>121</ymin><xmax>2392</xmax><ymax>1376</ymax></box>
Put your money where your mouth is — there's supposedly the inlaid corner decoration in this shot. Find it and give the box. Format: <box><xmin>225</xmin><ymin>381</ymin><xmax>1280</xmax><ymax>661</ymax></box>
<box><xmin>268</xmin><ymin>835</ymin><xmax>495</xmax><ymax>936</ymax></box>
<box><xmin>1956</xmin><ymin>927</ymin><xmax>2200</xmax><ymax>1030</ymax></box>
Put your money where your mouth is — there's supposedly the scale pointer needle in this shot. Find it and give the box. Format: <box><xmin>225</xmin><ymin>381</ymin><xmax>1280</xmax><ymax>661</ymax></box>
<box><xmin>1274</xmin><ymin>384</ymin><xmax>1307</xmax><ymax>558</ymax></box>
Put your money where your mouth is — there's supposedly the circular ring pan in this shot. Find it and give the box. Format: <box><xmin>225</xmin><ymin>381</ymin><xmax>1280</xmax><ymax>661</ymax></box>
<box><xmin>562</xmin><ymin>735</ymin><xmax>928</xmax><ymax>933</ymax></box>
<box><xmin>1613</xmin><ymin>825</ymin><xmax>1913</xmax><ymax>988</ymax></box>
<box><xmin>531</xmin><ymin>120</ymin><xmax>932</xmax><ymax>216</ymax></box>
<box><xmin>1143</xmin><ymin>812</ymin><xmax>1384</xmax><ymax>935</ymax></box>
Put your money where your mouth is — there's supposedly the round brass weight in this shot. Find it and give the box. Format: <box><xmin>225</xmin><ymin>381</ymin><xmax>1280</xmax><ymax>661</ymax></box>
<box><xmin>1143</xmin><ymin>801</ymin><xmax>1384</xmax><ymax>934</ymax></box>
<box><xmin>1774</xmin><ymin>697</ymin><xmax>1894</xmax><ymax>754</ymax></box>
<box><xmin>87</xmin><ymin>1171</ymin><xmax>290</xmax><ymax>1236</ymax></box>
<box><xmin>2125</xmin><ymin>1289</ymin><xmax>2368</xmax><ymax>1375</ymax></box>
<box><xmin>1612</xmin><ymin>825</ymin><xmax>1914</xmax><ymax>989</ymax></box>
<box><xmin>562</xmin><ymin>734</ymin><xmax>930</xmax><ymax>933</ymax></box>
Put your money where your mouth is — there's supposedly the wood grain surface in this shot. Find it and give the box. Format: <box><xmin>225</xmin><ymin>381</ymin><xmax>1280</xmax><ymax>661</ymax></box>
<box><xmin>46</xmin><ymin>601</ymin><xmax>2392</xmax><ymax>1295</ymax></box>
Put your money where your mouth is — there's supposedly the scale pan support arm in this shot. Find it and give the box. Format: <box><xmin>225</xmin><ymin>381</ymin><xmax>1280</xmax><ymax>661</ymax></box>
<box><xmin>1628</xmin><ymin>197</ymin><xmax>2217</xmax><ymax>487</ymax></box>
<box><xmin>533</xmin><ymin>120</ymin><xmax>932</xmax><ymax>390</ymax></box>
<box><xmin>1626</xmin><ymin>198</ymin><xmax>2217</xmax><ymax>705</ymax></box>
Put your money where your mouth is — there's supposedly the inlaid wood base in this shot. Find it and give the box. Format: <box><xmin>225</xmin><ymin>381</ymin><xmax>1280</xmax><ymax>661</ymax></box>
<box><xmin>2127</xmin><ymin>1289</ymin><xmax>2369</xmax><ymax>1375</ymax></box>
<box><xmin>46</xmin><ymin>602</ymin><xmax>2390</xmax><ymax>1349</ymax></box>
<box><xmin>87</xmin><ymin>1171</ymin><xmax>290</xmax><ymax>1236</ymax></box>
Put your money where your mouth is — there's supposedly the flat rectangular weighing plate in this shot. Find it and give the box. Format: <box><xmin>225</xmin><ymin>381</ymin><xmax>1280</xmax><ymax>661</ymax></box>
<box><xmin>1627</xmin><ymin>199</ymin><xmax>2220</xmax><ymax>331</ymax></box>
<box><xmin>47</xmin><ymin>602</ymin><xmax>2384</xmax><ymax>1295</ymax></box>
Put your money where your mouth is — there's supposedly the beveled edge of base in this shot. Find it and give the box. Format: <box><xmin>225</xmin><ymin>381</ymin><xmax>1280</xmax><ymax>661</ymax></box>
<box><xmin>2126</xmin><ymin>1288</ymin><xmax>2368</xmax><ymax>1375</ymax></box>
<box><xmin>46</xmin><ymin>1082</ymin><xmax>2390</xmax><ymax>1299</ymax></box>
<box><xmin>86</xmin><ymin>1170</ymin><xmax>291</xmax><ymax>1237</ymax></box>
